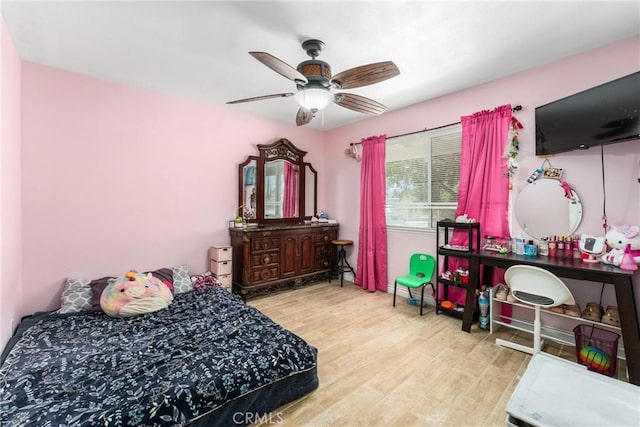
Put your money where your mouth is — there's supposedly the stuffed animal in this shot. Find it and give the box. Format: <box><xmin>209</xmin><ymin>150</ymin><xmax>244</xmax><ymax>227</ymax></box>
<box><xmin>100</xmin><ymin>271</ymin><xmax>173</xmax><ymax>317</ymax></box>
<box><xmin>559</xmin><ymin>180</ymin><xmax>576</xmax><ymax>200</ymax></box>
<box><xmin>601</xmin><ymin>225</ymin><xmax>640</xmax><ymax>266</ymax></box>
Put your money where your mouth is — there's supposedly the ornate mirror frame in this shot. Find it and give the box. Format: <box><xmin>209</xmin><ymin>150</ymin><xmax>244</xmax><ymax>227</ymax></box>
<box><xmin>304</xmin><ymin>162</ymin><xmax>317</xmax><ymax>219</ymax></box>
<box><xmin>238</xmin><ymin>138</ymin><xmax>317</xmax><ymax>225</ymax></box>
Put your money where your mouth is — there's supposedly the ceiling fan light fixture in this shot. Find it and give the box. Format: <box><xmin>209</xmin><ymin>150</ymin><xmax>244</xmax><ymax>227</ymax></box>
<box><xmin>294</xmin><ymin>88</ymin><xmax>333</xmax><ymax>111</ymax></box>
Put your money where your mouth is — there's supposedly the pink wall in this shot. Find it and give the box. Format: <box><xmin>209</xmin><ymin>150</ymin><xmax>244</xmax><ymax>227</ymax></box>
<box><xmin>19</xmin><ymin>62</ymin><xmax>326</xmax><ymax>317</ymax></box>
<box><xmin>325</xmin><ymin>36</ymin><xmax>639</xmax><ymax>314</ymax></box>
<box><xmin>4</xmin><ymin>25</ymin><xmax>639</xmax><ymax>348</ymax></box>
<box><xmin>1</xmin><ymin>18</ymin><xmax>23</xmax><ymax>349</ymax></box>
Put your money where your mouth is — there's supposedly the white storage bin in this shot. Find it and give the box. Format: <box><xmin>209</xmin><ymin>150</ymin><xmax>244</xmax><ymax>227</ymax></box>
<box><xmin>217</xmin><ymin>274</ymin><xmax>232</xmax><ymax>290</ymax></box>
<box><xmin>210</xmin><ymin>260</ymin><xmax>232</xmax><ymax>276</ymax></box>
<box><xmin>209</xmin><ymin>245</ymin><xmax>232</xmax><ymax>262</ymax></box>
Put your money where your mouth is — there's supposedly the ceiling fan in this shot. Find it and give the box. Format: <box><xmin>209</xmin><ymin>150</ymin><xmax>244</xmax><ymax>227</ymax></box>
<box><xmin>226</xmin><ymin>39</ymin><xmax>400</xmax><ymax>126</ymax></box>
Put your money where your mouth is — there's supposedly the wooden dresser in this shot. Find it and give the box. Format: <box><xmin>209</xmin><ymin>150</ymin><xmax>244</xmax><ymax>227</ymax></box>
<box><xmin>229</xmin><ymin>223</ymin><xmax>339</xmax><ymax>299</ymax></box>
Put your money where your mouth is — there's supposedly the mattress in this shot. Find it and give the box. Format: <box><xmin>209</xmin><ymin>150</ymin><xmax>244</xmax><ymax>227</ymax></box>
<box><xmin>0</xmin><ymin>287</ymin><xmax>318</xmax><ymax>426</ymax></box>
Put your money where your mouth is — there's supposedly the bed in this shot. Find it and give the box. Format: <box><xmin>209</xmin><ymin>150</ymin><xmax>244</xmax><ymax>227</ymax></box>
<box><xmin>0</xmin><ymin>286</ymin><xmax>319</xmax><ymax>426</ymax></box>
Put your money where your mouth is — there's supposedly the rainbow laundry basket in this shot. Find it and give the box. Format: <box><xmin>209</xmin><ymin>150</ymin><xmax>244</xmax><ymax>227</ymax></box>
<box><xmin>573</xmin><ymin>324</ymin><xmax>620</xmax><ymax>377</ymax></box>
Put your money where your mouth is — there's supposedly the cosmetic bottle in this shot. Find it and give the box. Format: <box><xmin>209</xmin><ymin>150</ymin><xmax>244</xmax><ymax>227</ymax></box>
<box><xmin>524</xmin><ymin>240</ymin><xmax>538</xmax><ymax>257</ymax></box>
<box><xmin>548</xmin><ymin>236</ymin><xmax>557</xmax><ymax>257</ymax></box>
<box><xmin>515</xmin><ymin>238</ymin><xmax>525</xmax><ymax>255</ymax></box>
<box><xmin>538</xmin><ymin>238</ymin><xmax>549</xmax><ymax>257</ymax></box>
<box><xmin>564</xmin><ymin>236</ymin><xmax>573</xmax><ymax>258</ymax></box>
<box><xmin>557</xmin><ymin>236</ymin><xmax>565</xmax><ymax>256</ymax></box>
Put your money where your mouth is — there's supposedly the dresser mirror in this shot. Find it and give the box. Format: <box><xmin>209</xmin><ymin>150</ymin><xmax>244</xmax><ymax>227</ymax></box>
<box><xmin>305</xmin><ymin>163</ymin><xmax>317</xmax><ymax>218</ymax></box>
<box><xmin>238</xmin><ymin>138</ymin><xmax>317</xmax><ymax>224</ymax></box>
<box><xmin>239</xmin><ymin>156</ymin><xmax>258</xmax><ymax>220</ymax></box>
<box><xmin>515</xmin><ymin>178</ymin><xmax>583</xmax><ymax>239</ymax></box>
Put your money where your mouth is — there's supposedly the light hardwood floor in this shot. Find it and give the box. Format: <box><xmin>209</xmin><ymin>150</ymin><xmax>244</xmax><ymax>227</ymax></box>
<box><xmin>249</xmin><ymin>280</ymin><xmax>628</xmax><ymax>427</ymax></box>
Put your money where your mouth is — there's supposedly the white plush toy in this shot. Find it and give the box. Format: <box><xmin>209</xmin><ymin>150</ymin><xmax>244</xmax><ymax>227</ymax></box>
<box><xmin>601</xmin><ymin>225</ymin><xmax>640</xmax><ymax>266</ymax></box>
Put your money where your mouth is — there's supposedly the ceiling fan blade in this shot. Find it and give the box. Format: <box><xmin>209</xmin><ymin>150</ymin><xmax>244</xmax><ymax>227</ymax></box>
<box><xmin>334</xmin><ymin>93</ymin><xmax>387</xmax><ymax>115</ymax></box>
<box><xmin>296</xmin><ymin>107</ymin><xmax>314</xmax><ymax>126</ymax></box>
<box><xmin>331</xmin><ymin>61</ymin><xmax>400</xmax><ymax>89</ymax></box>
<box><xmin>249</xmin><ymin>52</ymin><xmax>308</xmax><ymax>84</ymax></box>
<box><xmin>226</xmin><ymin>93</ymin><xmax>294</xmax><ymax>105</ymax></box>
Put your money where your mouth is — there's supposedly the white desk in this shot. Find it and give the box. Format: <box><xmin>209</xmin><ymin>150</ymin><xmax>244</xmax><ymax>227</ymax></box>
<box><xmin>506</xmin><ymin>354</ymin><xmax>640</xmax><ymax>427</ymax></box>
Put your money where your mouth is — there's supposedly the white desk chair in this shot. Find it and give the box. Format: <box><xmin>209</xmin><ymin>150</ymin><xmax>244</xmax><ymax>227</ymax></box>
<box><xmin>497</xmin><ymin>265</ymin><xmax>576</xmax><ymax>355</ymax></box>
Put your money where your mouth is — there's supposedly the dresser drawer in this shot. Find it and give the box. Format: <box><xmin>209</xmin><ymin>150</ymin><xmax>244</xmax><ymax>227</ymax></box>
<box><xmin>315</xmin><ymin>242</ymin><xmax>332</xmax><ymax>259</ymax></box>
<box><xmin>252</xmin><ymin>237</ymin><xmax>280</xmax><ymax>252</ymax></box>
<box><xmin>315</xmin><ymin>258</ymin><xmax>331</xmax><ymax>270</ymax></box>
<box><xmin>250</xmin><ymin>251</ymin><xmax>279</xmax><ymax>266</ymax></box>
<box><xmin>250</xmin><ymin>266</ymin><xmax>280</xmax><ymax>283</ymax></box>
<box><xmin>314</xmin><ymin>230</ymin><xmax>336</xmax><ymax>243</ymax></box>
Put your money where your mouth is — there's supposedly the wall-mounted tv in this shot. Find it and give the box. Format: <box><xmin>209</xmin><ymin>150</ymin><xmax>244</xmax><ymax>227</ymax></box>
<box><xmin>535</xmin><ymin>71</ymin><xmax>640</xmax><ymax>156</ymax></box>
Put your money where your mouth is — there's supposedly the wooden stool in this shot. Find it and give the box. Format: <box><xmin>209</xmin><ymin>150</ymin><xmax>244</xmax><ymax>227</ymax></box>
<box><xmin>331</xmin><ymin>239</ymin><xmax>355</xmax><ymax>287</ymax></box>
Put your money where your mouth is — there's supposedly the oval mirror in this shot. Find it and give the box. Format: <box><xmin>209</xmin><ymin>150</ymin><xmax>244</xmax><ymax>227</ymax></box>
<box><xmin>515</xmin><ymin>178</ymin><xmax>583</xmax><ymax>239</ymax></box>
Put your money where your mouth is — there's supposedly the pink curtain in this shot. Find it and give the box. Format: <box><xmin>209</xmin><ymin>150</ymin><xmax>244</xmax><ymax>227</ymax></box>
<box><xmin>446</xmin><ymin>105</ymin><xmax>512</xmax><ymax>306</ymax></box>
<box><xmin>282</xmin><ymin>162</ymin><xmax>298</xmax><ymax>217</ymax></box>
<box><xmin>355</xmin><ymin>135</ymin><xmax>388</xmax><ymax>292</ymax></box>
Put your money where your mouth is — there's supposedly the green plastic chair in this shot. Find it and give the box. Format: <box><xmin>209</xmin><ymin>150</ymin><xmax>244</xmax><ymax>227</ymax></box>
<box><xmin>393</xmin><ymin>253</ymin><xmax>436</xmax><ymax>316</ymax></box>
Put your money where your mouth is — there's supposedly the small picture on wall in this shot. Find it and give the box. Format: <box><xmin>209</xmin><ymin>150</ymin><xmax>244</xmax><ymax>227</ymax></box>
<box><xmin>543</xmin><ymin>167</ymin><xmax>564</xmax><ymax>179</ymax></box>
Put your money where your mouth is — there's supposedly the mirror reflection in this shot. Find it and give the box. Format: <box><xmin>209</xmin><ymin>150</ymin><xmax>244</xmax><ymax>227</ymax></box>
<box><xmin>305</xmin><ymin>164</ymin><xmax>317</xmax><ymax>217</ymax></box>
<box><xmin>241</xmin><ymin>158</ymin><xmax>257</xmax><ymax>220</ymax></box>
<box><xmin>238</xmin><ymin>138</ymin><xmax>315</xmax><ymax>224</ymax></box>
<box><xmin>264</xmin><ymin>160</ymin><xmax>299</xmax><ymax>219</ymax></box>
<box><xmin>515</xmin><ymin>178</ymin><xmax>583</xmax><ymax>239</ymax></box>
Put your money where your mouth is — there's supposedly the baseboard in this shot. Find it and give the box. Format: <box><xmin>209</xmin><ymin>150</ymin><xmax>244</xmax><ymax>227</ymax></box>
<box><xmin>340</xmin><ymin>274</ymin><xmax>436</xmax><ymax>307</ymax></box>
<box><xmin>385</xmin><ymin>282</ymin><xmax>436</xmax><ymax>306</ymax></box>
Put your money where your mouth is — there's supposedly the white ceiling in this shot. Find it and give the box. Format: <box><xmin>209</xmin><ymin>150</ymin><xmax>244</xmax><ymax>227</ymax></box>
<box><xmin>2</xmin><ymin>1</ymin><xmax>639</xmax><ymax>130</ymax></box>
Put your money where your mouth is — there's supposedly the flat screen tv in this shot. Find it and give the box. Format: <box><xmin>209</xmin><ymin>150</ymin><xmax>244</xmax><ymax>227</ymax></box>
<box><xmin>535</xmin><ymin>71</ymin><xmax>640</xmax><ymax>156</ymax></box>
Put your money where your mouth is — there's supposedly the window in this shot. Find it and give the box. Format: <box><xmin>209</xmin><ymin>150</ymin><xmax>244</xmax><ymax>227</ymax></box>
<box><xmin>386</xmin><ymin>124</ymin><xmax>461</xmax><ymax>231</ymax></box>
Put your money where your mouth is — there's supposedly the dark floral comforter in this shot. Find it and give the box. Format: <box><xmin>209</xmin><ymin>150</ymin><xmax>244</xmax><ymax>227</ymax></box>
<box><xmin>0</xmin><ymin>288</ymin><xmax>318</xmax><ymax>426</ymax></box>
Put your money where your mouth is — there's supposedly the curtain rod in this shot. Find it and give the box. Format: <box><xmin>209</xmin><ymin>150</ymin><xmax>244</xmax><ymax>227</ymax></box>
<box><xmin>349</xmin><ymin>104</ymin><xmax>522</xmax><ymax>146</ymax></box>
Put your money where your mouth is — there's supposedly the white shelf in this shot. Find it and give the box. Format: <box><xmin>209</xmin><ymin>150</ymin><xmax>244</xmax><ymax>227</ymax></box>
<box><xmin>489</xmin><ymin>291</ymin><xmax>626</xmax><ymax>361</ymax></box>
<box><xmin>491</xmin><ymin>297</ymin><xmax>622</xmax><ymax>332</ymax></box>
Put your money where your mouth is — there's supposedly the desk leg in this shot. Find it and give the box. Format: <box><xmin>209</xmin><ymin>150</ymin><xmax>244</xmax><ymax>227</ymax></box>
<box><xmin>463</xmin><ymin>257</ymin><xmax>480</xmax><ymax>332</ymax></box>
<box><xmin>613</xmin><ymin>276</ymin><xmax>640</xmax><ymax>385</ymax></box>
